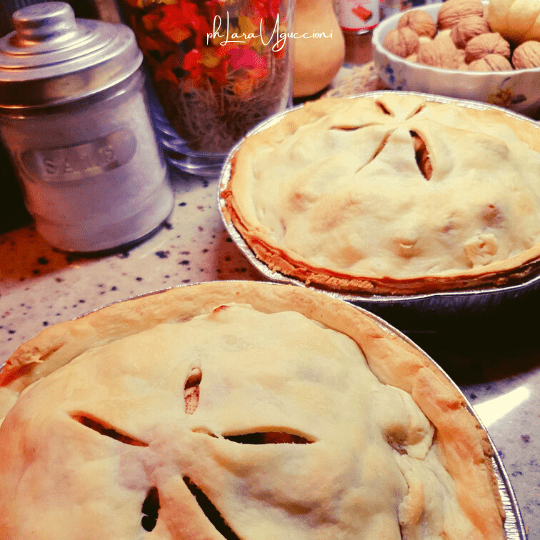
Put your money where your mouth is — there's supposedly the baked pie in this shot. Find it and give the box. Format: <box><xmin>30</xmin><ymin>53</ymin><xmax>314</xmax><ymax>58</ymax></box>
<box><xmin>221</xmin><ymin>92</ymin><xmax>540</xmax><ymax>295</ymax></box>
<box><xmin>0</xmin><ymin>282</ymin><xmax>506</xmax><ymax>539</ymax></box>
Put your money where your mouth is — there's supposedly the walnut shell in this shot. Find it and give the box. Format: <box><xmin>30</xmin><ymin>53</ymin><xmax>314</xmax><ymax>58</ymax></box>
<box><xmin>418</xmin><ymin>35</ymin><xmax>433</xmax><ymax>45</ymax></box>
<box><xmin>512</xmin><ymin>40</ymin><xmax>540</xmax><ymax>69</ymax></box>
<box><xmin>434</xmin><ymin>28</ymin><xmax>452</xmax><ymax>41</ymax></box>
<box><xmin>437</xmin><ymin>0</ymin><xmax>485</xmax><ymax>30</ymax></box>
<box><xmin>468</xmin><ymin>53</ymin><xmax>513</xmax><ymax>71</ymax></box>
<box><xmin>450</xmin><ymin>15</ymin><xmax>491</xmax><ymax>48</ymax></box>
<box><xmin>416</xmin><ymin>34</ymin><xmax>466</xmax><ymax>69</ymax></box>
<box><xmin>465</xmin><ymin>32</ymin><xmax>511</xmax><ymax>63</ymax></box>
<box><xmin>383</xmin><ymin>27</ymin><xmax>420</xmax><ymax>58</ymax></box>
<box><xmin>397</xmin><ymin>10</ymin><xmax>437</xmax><ymax>39</ymax></box>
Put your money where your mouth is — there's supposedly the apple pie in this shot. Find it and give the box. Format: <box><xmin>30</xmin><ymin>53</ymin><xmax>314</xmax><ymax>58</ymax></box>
<box><xmin>222</xmin><ymin>92</ymin><xmax>540</xmax><ymax>294</ymax></box>
<box><xmin>0</xmin><ymin>282</ymin><xmax>505</xmax><ymax>539</ymax></box>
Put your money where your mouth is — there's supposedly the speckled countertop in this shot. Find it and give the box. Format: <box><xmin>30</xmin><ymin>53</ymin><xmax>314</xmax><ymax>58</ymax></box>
<box><xmin>1</xmin><ymin>74</ymin><xmax>540</xmax><ymax>537</ymax></box>
<box><xmin>1</xmin><ymin>164</ymin><xmax>539</xmax><ymax>538</ymax></box>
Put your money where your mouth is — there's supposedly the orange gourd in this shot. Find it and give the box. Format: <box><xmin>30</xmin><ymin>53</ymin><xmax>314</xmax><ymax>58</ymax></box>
<box><xmin>488</xmin><ymin>0</ymin><xmax>540</xmax><ymax>45</ymax></box>
<box><xmin>293</xmin><ymin>0</ymin><xmax>345</xmax><ymax>97</ymax></box>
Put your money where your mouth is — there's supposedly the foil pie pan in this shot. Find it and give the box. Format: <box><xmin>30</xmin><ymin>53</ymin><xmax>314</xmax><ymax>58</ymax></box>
<box><xmin>356</xmin><ymin>295</ymin><xmax>528</xmax><ymax>540</ymax></box>
<box><xmin>218</xmin><ymin>91</ymin><xmax>540</xmax><ymax>332</ymax></box>
<box><xmin>0</xmin><ymin>281</ymin><xmax>529</xmax><ymax>539</ymax></box>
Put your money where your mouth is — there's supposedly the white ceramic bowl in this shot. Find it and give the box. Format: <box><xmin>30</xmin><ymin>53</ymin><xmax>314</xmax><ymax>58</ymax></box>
<box><xmin>372</xmin><ymin>3</ymin><xmax>540</xmax><ymax>118</ymax></box>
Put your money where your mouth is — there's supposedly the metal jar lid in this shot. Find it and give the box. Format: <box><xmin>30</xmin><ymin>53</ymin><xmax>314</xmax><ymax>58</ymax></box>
<box><xmin>0</xmin><ymin>2</ymin><xmax>143</xmax><ymax>108</ymax></box>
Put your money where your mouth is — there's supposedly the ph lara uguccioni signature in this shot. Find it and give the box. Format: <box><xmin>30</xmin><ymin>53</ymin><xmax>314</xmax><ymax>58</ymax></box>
<box><xmin>206</xmin><ymin>12</ymin><xmax>334</xmax><ymax>52</ymax></box>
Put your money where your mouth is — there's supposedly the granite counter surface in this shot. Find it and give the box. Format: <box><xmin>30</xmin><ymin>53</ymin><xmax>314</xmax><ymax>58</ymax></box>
<box><xmin>1</xmin><ymin>167</ymin><xmax>539</xmax><ymax>538</ymax></box>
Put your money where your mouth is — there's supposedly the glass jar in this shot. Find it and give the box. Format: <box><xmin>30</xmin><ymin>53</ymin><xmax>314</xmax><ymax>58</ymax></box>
<box><xmin>121</xmin><ymin>0</ymin><xmax>295</xmax><ymax>177</ymax></box>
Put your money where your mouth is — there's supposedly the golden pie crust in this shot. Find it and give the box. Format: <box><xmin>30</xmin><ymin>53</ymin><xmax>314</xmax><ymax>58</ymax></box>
<box><xmin>0</xmin><ymin>282</ymin><xmax>505</xmax><ymax>539</ymax></box>
<box><xmin>222</xmin><ymin>92</ymin><xmax>540</xmax><ymax>295</ymax></box>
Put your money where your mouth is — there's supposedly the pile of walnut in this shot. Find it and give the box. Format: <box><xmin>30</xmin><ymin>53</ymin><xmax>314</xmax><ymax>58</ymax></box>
<box><xmin>382</xmin><ymin>0</ymin><xmax>540</xmax><ymax>71</ymax></box>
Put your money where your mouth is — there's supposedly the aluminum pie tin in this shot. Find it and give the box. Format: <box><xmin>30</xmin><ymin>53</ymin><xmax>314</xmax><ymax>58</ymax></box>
<box><xmin>0</xmin><ymin>280</ymin><xmax>528</xmax><ymax>539</ymax></box>
<box><xmin>218</xmin><ymin>91</ymin><xmax>540</xmax><ymax>330</ymax></box>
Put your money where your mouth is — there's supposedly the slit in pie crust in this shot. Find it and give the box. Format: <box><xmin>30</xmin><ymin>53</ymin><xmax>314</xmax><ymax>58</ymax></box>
<box><xmin>0</xmin><ymin>282</ymin><xmax>506</xmax><ymax>539</ymax></box>
<box><xmin>221</xmin><ymin>92</ymin><xmax>540</xmax><ymax>295</ymax></box>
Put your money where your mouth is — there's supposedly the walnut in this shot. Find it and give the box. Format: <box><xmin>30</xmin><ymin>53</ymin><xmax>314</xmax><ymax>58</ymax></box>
<box><xmin>397</xmin><ymin>10</ymin><xmax>437</xmax><ymax>39</ymax></box>
<box><xmin>437</xmin><ymin>0</ymin><xmax>485</xmax><ymax>30</ymax></box>
<box><xmin>468</xmin><ymin>53</ymin><xmax>513</xmax><ymax>71</ymax></box>
<box><xmin>465</xmin><ymin>32</ymin><xmax>511</xmax><ymax>63</ymax></box>
<box><xmin>417</xmin><ymin>34</ymin><xmax>466</xmax><ymax>69</ymax></box>
<box><xmin>450</xmin><ymin>16</ymin><xmax>491</xmax><ymax>48</ymax></box>
<box><xmin>512</xmin><ymin>40</ymin><xmax>540</xmax><ymax>69</ymax></box>
<box><xmin>435</xmin><ymin>28</ymin><xmax>452</xmax><ymax>40</ymax></box>
<box><xmin>383</xmin><ymin>27</ymin><xmax>420</xmax><ymax>58</ymax></box>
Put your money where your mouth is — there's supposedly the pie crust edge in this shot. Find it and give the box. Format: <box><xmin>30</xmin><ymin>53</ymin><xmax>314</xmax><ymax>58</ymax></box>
<box><xmin>221</xmin><ymin>94</ymin><xmax>540</xmax><ymax>295</ymax></box>
<box><xmin>0</xmin><ymin>281</ymin><xmax>505</xmax><ymax>538</ymax></box>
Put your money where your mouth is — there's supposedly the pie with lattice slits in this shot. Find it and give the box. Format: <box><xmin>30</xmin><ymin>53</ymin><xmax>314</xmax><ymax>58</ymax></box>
<box><xmin>222</xmin><ymin>92</ymin><xmax>540</xmax><ymax>295</ymax></box>
<box><xmin>0</xmin><ymin>282</ymin><xmax>505</xmax><ymax>539</ymax></box>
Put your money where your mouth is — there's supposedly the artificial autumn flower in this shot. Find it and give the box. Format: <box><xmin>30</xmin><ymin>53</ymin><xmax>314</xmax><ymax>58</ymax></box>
<box><xmin>250</xmin><ymin>0</ymin><xmax>281</xmax><ymax>19</ymax></box>
<box><xmin>201</xmin><ymin>46</ymin><xmax>222</xmax><ymax>69</ymax></box>
<box><xmin>155</xmin><ymin>2</ymin><xmax>211</xmax><ymax>46</ymax></box>
<box><xmin>204</xmin><ymin>0</ymin><xmax>227</xmax><ymax>20</ymax></box>
<box><xmin>238</xmin><ymin>15</ymin><xmax>259</xmax><ymax>37</ymax></box>
<box><xmin>182</xmin><ymin>48</ymin><xmax>203</xmax><ymax>83</ymax></box>
<box><xmin>126</xmin><ymin>0</ymin><xmax>284</xmax><ymax>92</ymax></box>
<box><xmin>121</xmin><ymin>0</ymin><xmax>290</xmax><ymax>153</ymax></box>
<box><xmin>153</xmin><ymin>52</ymin><xmax>184</xmax><ymax>85</ymax></box>
<box><xmin>222</xmin><ymin>45</ymin><xmax>268</xmax><ymax>71</ymax></box>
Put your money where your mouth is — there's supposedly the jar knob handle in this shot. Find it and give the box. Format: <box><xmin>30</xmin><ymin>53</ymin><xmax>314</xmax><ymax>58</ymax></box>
<box><xmin>12</xmin><ymin>2</ymin><xmax>78</xmax><ymax>46</ymax></box>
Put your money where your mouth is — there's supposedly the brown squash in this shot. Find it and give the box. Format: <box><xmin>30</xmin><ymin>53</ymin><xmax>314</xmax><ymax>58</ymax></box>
<box><xmin>293</xmin><ymin>0</ymin><xmax>345</xmax><ymax>97</ymax></box>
